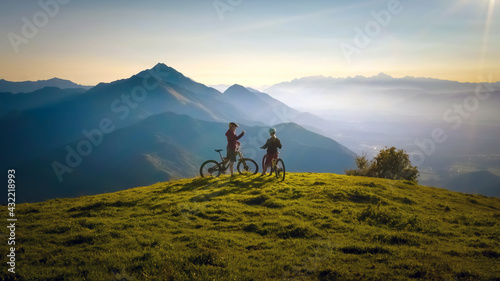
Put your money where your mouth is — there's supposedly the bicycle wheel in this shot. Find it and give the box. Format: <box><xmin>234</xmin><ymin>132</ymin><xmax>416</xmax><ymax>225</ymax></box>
<box><xmin>237</xmin><ymin>158</ymin><xmax>259</xmax><ymax>175</ymax></box>
<box><xmin>274</xmin><ymin>159</ymin><xmax>285</xmax><ymax>181</ymax></box>
<box><xmin>200</xmin><ymin>160</ymin><xmax>222</xmax><ymax>177</ymax></box>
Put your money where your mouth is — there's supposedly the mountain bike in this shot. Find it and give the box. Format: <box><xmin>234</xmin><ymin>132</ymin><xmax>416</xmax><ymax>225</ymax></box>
<box><xmin>200</xmin><ymin>147</ymin><xmax>258</xmax><ymax>177</ymax></box>
<box><xmin>262</xmin><ymin>153</ymin><xmax>285</xmax><ymax>181</ymax></box>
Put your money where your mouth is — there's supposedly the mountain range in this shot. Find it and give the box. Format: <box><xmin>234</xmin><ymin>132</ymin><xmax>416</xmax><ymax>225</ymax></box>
<box><xmin>445</xmin><ymin>171</ymin><xmax>500</xmax><ymax>197</ymax></box>
<box><xmin>265</xmin><ymin>73</ymin><xmax>500</xmax><ymax>118</ymax></box>
<box><xmin>0</xmin><ymin>77</ymin><xmax>91</xmax><ymax>94</ymax></box>
<box><xmin>0</xmin><ymin>87</ymin><xmax>87</xmax><ymax>118</ymax></box>
<box><xmin>14</xmin><ymin>112</ymin><xmax>355</xmax><ymax>202</ymax></box>
<box><xmin>0</xmin><ymin>63</ymin><xmax>356</xmax><ymax>202</ymax></box>
<box><xmin>2</xmin><ymin>64</ymin><xmax>498</xmax><ymax>201</ymax></box>
<box><xmin>264</xmin><ymin>73</ymin><xmax>500</xmax><ymax>196</ymax></box>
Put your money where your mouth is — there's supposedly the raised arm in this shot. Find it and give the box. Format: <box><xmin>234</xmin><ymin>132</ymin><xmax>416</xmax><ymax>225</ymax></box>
<box><xmin>237</xmin><ymin>131</ymin><xmax>245</xmax><ymax>140</ymax></box>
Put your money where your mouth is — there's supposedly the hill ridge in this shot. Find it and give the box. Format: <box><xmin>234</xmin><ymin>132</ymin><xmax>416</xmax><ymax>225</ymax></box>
<box><xmin>0</xmin><ymin>77</ymin><xmax>92</xmax><ymax>93</ymax></box>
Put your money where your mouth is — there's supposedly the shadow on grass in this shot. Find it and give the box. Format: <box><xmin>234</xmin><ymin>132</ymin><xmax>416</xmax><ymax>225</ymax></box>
<box><xmin>243</xmin><ymin>195</ymin><xmax>284</xmax><ymax>208</ymax></box>
<box><xmin>67</xmin><ymin>200</ymin><xmax>140</xmax><ymax>212</ymax></box>
<box><xmin>243</xmin><ymin>221</ymin><xmax>319</xmax><ymax>239</ymax></box>
<box><xmin>176</xmin><ymin>177</ymin><xmax>214</xmax><ymax>192</ymax></box>
<box><xmin>67</xmin><ymin>200</ymin><xmax>141</xmax><ymax>218</ymax></box>
<box><xmin>340</xmin><ymin>245</ymin><xmax>390</xmax><ymax>255</ymax></box>
<box><xmin>186</xmin><ymin>175</ymin><xmax>280</xmax><ymax>202</ymax></box>
<box><xmin>64</xmin><ymin>234</ymin><xmax>94</xmax><ymax>246</ymax></box>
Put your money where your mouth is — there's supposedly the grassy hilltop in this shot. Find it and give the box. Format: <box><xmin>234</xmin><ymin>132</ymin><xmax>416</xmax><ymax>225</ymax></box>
<box><xmin>3</xmin><ymin>173</ymin><xmax>500</xmax><ymax>280</ymax></box>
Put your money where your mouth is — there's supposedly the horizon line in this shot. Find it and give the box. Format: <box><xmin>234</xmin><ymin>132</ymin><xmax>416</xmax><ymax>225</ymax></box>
<box><xmin>2</xmin><ymin>70</ymin><xmax>499</xmax><ymax>88</ymax></box>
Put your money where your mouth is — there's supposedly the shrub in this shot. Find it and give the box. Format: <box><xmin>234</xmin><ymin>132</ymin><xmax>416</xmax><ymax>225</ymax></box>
<box><xmin>346</xmin><ymin>147</ymin><xmax>419</xmax><ymax>182</ymax></box>
<box><xmin>345</xmin><ymin>152</ymin><xmax>376</xmax><ymax>177</ymax></box>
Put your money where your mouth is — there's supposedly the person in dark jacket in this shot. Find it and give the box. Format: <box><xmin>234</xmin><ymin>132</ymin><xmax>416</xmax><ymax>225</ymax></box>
<box><xmin>225</xmin><ymin>122</ymin><xmax>245</xmax><ymax>176</ymax></box>
<box><xmin>261</xmin><ymin>128</ymin><xmax>282</xmax><ymax>175</ymax></box>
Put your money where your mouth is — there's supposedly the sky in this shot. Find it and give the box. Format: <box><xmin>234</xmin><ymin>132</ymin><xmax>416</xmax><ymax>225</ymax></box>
<box><xmin>0</xmin><ymin>0</ymin><xmax>498</xmax><ymax>87</ymax></box>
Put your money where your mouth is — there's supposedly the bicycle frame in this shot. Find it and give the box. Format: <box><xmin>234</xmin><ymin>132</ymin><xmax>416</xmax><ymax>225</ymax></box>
<box><xmin>262</xmin><ymin>152</ymin><xmax>285</xmax><ymax>181</ymax></box>
<box><xmin>215</xmin><ymin>148</ymin><xmax>245</xmax><ymax>171</ymax></box>
<box><xmin>262</xmin><ymin>152</ymin><xmax>279</xmax><ymax>171</ymax></box>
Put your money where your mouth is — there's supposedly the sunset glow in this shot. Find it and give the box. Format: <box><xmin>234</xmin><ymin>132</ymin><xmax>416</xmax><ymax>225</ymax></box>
<box><xmin>0</xmin><ymin>0</ymin><xmax>498</xmax><ymax>87</ymax></box>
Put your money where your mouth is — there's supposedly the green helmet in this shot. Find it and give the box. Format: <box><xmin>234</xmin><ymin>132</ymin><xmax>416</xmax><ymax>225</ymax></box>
<box><xmin>269</xmin><ymin>128</ymin><xmax>276</xmax><ymax>134</ymax></box>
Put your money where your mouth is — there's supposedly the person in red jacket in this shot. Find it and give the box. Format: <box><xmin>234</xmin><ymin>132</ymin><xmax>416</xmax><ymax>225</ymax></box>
<box><xmin>225</xmin><ymin>122</ymin><xmax>245</xmax><ymax>176</ymax></box>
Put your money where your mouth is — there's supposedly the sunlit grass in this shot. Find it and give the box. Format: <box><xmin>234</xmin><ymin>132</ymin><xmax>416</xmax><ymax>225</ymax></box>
<box><xmin>3</xmin><ymin>173</ymin><xmax>500</xmax><ymax>280</ymax></box>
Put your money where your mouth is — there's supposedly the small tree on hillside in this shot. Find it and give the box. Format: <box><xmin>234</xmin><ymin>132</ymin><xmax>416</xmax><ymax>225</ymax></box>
<box><xmin>346</xmin><ymin>147</ymin><xmax>419</xmax><ymax>182</ymax></box>
<box><xmin>345</xmin><ymin>152</ymin><xmax>376</xmax><ymax>177</ymax></box>
<box><xmin>372</xmin><ymin>147</ymin><xmax>419</xmax><ymax>181</ymax></box>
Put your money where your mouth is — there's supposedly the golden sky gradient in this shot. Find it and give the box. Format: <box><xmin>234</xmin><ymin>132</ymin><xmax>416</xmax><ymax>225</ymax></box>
<box><xmin>0</xmin><ymin>0</ymin><xmax>498</xmax><ymax>87</ymax></box>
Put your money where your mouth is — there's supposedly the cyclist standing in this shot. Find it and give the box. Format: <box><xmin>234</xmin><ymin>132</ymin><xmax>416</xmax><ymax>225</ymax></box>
<box><xmin>261</xmin><ymin>128</ymin><xmax>282</xmax><ymax>175</ymax></box>
<box><xmin>226</xmin><ymin>122</ymin><xmax>245</xmax><ymax>176</ymax></box>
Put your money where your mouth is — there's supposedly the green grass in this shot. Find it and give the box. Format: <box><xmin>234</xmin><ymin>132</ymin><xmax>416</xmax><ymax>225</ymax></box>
<box><xmin>3</xmin><ymin>173</ymin><xmax>500</xmax><ymax>280</ymax></box>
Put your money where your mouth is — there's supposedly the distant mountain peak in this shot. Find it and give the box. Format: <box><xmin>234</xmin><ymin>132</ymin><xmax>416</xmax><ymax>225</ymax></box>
<box><xmin>131</xmin><ymin>63</ymin><xmax>221</xmax><ymax>96</ymax></box>
<box><xmin>46</xmin><ymin>77</ymin><xmax>70</xmax><ymax>82</ymax></box>
<box><xmin>346</xmin><ymin>73</ymin><xmax>393</xmax><ymax>81</ymax></box>
<box><xmin>223</xmin><ymin>84</ymin><xmax>248</xmax><ymax>94</ymax></box>
<box><xmin>153</xmin><ymin>62</ymin><xmax>174</xmax><ymax>71</ymax></box>
<box><xmin>154</xmin><ymin>62</ymin><xmax>168</xmax><ymax>68</ymax></box>
<box><xmin>374</xmin><ymin>72</ymin><xmax>393</xmax><ymax>79</ymax></box>
<box><xmin>133</xmin><ymin>63</ymin><xmax>190</xmax><ymax>84</ymax></box>
<box><xmin>150</xmin><ymin>63</ymin><xmax>184</xmax><ymax>77</ymax></box>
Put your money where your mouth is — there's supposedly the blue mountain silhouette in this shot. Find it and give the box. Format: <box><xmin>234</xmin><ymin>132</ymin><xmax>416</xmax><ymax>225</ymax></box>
<box><xmin>0</xmin><ymin>63</ymin><xmax>356</xmax><ymax>202</ymax></box>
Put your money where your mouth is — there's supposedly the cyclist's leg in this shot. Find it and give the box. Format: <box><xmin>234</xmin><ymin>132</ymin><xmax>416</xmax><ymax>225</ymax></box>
<box><xmin>227</xmin><ymin>150</ymin><xmax>237</xmax><ymax>176</ymax></box>
<box><xmin>229</xmin><ymin>160</ymin><xmax>235</xmax><ymax>175</ymax></box>
<box><xmin>270</xmin><ymin>153</ymin><xmax>278</xmax><ymax>174</ymax></box>
<box><xmin>261</xmin><ymin>163</ymin><xmax>269</xmax><ymax>175</ymax></box>
<box><xmin>261</xmin><ymin>154</ymin><xmax>270</xmax><ymax>175</ymax></box>
<box><xmin>262</xmin><ymin>153</ymin><xmax>275</xmax><ymax>175</ymax></box>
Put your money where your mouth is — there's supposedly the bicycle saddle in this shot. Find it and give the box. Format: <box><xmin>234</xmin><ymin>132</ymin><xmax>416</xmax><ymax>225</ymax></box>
<box><xmin>215</xmin><ymin>149</ymin><xmax>223</xmax><ymax>152</ymax></box>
